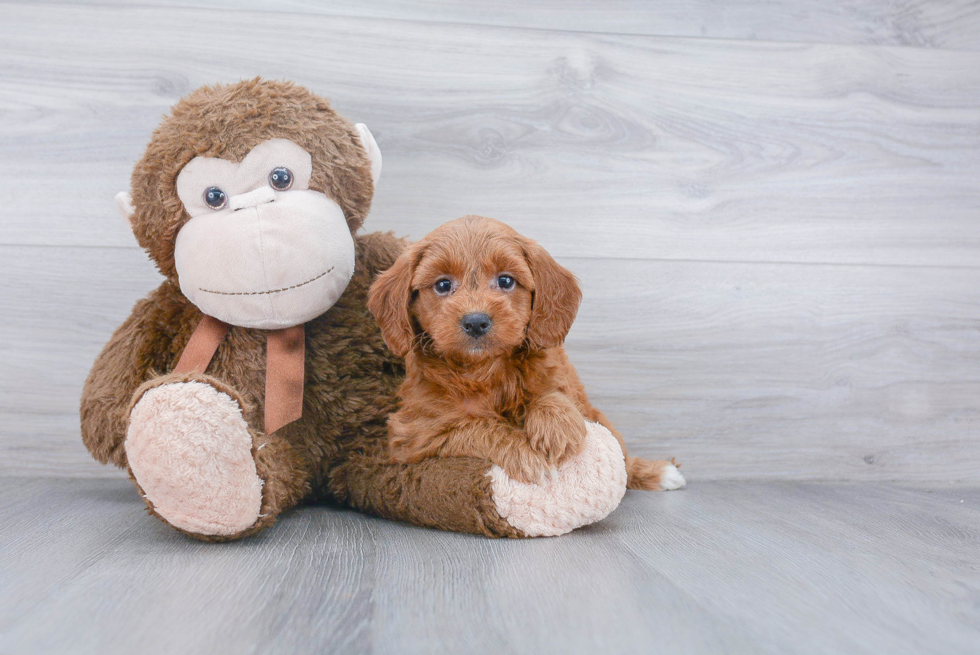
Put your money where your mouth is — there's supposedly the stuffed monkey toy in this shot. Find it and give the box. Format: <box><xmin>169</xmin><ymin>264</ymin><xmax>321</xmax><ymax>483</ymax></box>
<box><xmin>80</xmin><ymin>79</ymin><xmax>628</xmax><ymax>541</ymax></box>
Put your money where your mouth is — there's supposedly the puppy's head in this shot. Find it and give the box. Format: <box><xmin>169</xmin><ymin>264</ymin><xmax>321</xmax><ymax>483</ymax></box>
<box><xmin>368</xmin><ymin>215</ymin><xmax>581</xmax><ymax>360</ymax></box>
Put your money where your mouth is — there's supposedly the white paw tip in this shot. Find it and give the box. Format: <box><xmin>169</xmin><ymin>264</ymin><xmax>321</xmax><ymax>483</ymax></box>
<box><xmin>659</xmin><ymin>464</ymin><xmax>686</xmax><ymax>490</ymax></box>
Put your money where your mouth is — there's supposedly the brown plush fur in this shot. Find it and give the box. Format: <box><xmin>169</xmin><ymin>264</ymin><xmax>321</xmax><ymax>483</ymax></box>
<box><xmin>367</xmin><ymin>216</ymin><xmax>677</xmax><ymax>489</ymax></box>
<box><xmin>80</xmin><ymin>80</ymin><xmax>523</xmax><ymax>540</ymax></box>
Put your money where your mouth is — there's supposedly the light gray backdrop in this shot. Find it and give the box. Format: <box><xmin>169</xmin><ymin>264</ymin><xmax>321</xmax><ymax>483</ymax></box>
<box><xmin>3</xmin><ymin>0</ymin><xmax>979</xmax><ymax>482</ymax></box>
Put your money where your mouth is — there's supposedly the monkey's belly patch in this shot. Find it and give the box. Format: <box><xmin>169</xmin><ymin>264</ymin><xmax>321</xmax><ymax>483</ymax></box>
<box><xmin>126</xmin><ymin>381</ymin><xmax>263</xmax><ymax>536</ymax></box>
<box><xmin>198</xmin><ymin>266</ymin><xmax>334</xmax><ymax>296</ymax></box>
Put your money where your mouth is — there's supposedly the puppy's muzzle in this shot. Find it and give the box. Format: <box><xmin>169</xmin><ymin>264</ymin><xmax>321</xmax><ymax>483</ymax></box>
<box><xmin>461</xmin><ymin>313</ymin><xmax>492</xmax><ymax>338</ymax></box>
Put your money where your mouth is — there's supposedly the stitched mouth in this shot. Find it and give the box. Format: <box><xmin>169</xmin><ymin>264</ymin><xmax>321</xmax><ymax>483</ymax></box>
<box><xmin>199</xmin><ymin>267</ymin><xmax>334</xmax><ymax>296</ymax></box>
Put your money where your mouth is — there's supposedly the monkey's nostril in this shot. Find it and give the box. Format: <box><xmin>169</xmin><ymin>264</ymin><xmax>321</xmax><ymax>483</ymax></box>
<box><xmin>461</xmin><ymin>313</ymin><xmax>492</xmax><ymax>338</ymax></box>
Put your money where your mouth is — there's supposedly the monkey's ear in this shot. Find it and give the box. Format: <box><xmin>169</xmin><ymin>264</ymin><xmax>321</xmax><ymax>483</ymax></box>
<box><xmin>354</xmin><ymin>123</ymin><xmax>382</xmax><ymax>188</ymax></box>
<box><xmin>523</xmin><ymin>239</ymin><xmax>582</xmax><ymax>350</ymax></box>
<box><xmin>367</xmin><ymin>243</ymin><xmax>423</xmax><ymax>358</ymax></box>
<box><xmin>115</xmin><ymin>191</ymin><xmax>135</xmax><ymax>229</ymax></box>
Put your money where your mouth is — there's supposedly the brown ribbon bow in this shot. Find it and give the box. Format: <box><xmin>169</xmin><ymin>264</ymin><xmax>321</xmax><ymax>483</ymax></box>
<box><xmin>174</xmin><ymin>315</ymin><xmax>306</xmax><ymax>434</ymax></box>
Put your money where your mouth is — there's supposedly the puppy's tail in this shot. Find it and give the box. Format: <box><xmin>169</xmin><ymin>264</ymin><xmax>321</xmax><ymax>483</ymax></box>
<box><xmin>626</xmin><ymin>456</ymin><xmax>686</xmax><ymax>491</ymax></box>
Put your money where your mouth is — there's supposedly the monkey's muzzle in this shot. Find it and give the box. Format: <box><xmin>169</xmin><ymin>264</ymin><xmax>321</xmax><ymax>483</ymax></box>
<box><xmin>174</xmin><ymin>189</ymin><xmax>355</xmax><ymax>330</ymax></box>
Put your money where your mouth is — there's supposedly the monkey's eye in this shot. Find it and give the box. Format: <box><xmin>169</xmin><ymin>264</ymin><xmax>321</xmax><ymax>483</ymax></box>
<box><xmin>433</xmin><ymin>279</ymin><xmax>453</xmax><ymax>295</ymax></box>
<box><xmin>268</xmin><ymin>167</ymin><xmax>294</xmax><ymax>191</ymax></box>
<box><xmin>203</xmin><ymin>186</ymin><xmax>227</xmax><ymax>210</ymax></box>
<box><xmin>496</xmin><ymin>275</ymin><xmax>515</xmax><ymax>290</ymax></box>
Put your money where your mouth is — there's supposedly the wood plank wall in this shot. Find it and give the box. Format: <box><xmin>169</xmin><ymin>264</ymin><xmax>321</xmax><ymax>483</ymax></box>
<box><xmin>2</xmin><ymin>1</ymin><xmax>979</xmax><ymax>480</ymax></box>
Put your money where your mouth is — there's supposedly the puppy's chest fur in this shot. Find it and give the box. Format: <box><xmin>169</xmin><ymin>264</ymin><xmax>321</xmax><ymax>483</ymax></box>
<box><xmin>410</xmin><ymin>348</ymin><xmax>566</xmax><ymax>427</ymax></box>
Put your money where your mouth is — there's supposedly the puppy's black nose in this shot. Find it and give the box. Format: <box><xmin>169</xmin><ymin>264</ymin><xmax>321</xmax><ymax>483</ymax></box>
<box><xmin>461</xmin><ymin>313</ymin><xmax>492</xmax><ymax>338</ymax></box>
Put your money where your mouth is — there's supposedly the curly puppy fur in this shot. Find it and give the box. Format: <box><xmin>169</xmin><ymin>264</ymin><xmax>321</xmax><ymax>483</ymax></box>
<box><xmin>368</xmin><ymin>215</ymin><xmax>677</xmax><ymax>489</ymax></box>
<box><xmin>80</xmin><ymin>80</ymin><xmax>524</xmax><ymax>540</ymax></box>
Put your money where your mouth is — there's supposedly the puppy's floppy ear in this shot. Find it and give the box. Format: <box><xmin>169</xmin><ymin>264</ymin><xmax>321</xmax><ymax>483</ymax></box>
<box><xmin>368</xmin><ymin>243</ymin><xmax>424</xmax><ymax>357</ymax></box>
<box><xmin>521</xmin><ymin>237</ymin><xmax>582</xmax><ymax>350</ymax></box>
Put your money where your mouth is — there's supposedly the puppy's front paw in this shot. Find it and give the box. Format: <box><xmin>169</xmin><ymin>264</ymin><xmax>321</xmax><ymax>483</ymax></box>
<box><xmin>525</xmin><ymin>394</ymin><xmax>588</xmax><ymax>468</ymax></box>
<box><xmin>493</xmin><ymin>441</ymin><xmax>554</xmax><ymax>485</ymax></box>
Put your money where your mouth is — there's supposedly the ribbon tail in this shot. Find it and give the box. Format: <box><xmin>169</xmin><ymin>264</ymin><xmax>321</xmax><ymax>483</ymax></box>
<box><xmin>174</xmin><ymin>315</ymin><xmax>231</xmax><ymax>375</ymax></box>
<box><xmin>265</xmin><ymin>325</ymin><xmax>306</xmax><ymax>434</ymax></box>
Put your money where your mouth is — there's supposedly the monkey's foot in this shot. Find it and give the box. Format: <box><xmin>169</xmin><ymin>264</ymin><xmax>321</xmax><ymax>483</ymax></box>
<box><xmin>488</xmin><ymin>421</ymin><xmax>627</xmax><ymax>537</ymax></box>
<box><xmin>126</xmin><ymin>380</ymin><xmax>263</xmax><ymax>537</ymax></box>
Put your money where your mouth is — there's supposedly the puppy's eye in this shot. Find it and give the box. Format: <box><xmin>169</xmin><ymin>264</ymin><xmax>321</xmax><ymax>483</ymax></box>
<box><xmin>496</xmin><ymin>275</ymin><xmax>515</xmax><ymax>290</ymax></box>
<box><xmin>433</xmin><ymin>279</ymin><xmax>453</xmax><ymax>295</ymax></box>
<box><xmin>268</xmin><ymin>167</ymin><xmax>293</xmax><ymax>191</ymax></box>
<box><xmin>203</xmin><ymin>186</ymin><xmax>227</xmax><ymax>210</ymax></box>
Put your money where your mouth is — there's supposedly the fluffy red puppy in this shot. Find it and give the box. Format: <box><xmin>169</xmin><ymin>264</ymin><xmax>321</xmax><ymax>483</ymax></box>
<box><xmin>368</xmin><ymin>215</ymin><xmax>680</xmax><ymax>488</ymax></box>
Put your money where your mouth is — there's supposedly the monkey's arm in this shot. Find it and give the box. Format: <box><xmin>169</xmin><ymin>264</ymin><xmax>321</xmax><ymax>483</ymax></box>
<box><xmin>327</xmin><ymin>432</ymin><xmax>524</xmax><ymax>538</ymax></box>
<box><xmin>80</xmin><ymin>290</ymin><xmax>181</xmax><ymax>468</ymax></box>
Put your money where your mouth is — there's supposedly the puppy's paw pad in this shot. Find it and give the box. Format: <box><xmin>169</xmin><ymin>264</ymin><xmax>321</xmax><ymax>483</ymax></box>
<box><xmin>659</xmin><ymin>463</ymin><xmax>686</xmax><ymax>490</ymax></box>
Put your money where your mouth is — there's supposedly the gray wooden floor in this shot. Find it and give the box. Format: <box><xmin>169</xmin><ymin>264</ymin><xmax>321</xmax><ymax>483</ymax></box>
<box><xmin>1</xmin><ymin>477</ymin><xmax>978</xmax><ymax>655</ymax></box>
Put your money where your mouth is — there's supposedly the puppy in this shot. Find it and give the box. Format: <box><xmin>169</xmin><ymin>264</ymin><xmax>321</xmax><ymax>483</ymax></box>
<box><xmin>368</xmin><ymin>215</ymin><xmax>681</xmax><ymax>489</ymax></box>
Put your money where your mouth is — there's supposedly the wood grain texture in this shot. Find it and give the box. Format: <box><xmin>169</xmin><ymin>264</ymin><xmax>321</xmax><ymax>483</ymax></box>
<box><xmin>4</xmin><ymin>245</ymin><xmax>979</xmax><ymax>481</ymax></box>
<box><xmin>13</xmin><ymin>0</ymin><xmax>980</xmax><ymax>49</ymax></box>
<box><xmin>1</xmin><ymin>477</ymin><xmax>978</xmax><ymax>654</ymax></box>
<box><xmin>2</xmin><ymin>3</ymin><xmax>980</xmax><ymax>266</ymax></box>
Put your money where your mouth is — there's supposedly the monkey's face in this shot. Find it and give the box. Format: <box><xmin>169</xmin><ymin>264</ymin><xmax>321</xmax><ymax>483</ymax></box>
<box><xmin>174</xmin><ymin>138</ymin><xmax>356</xmax><ymax>329</ymax></box>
